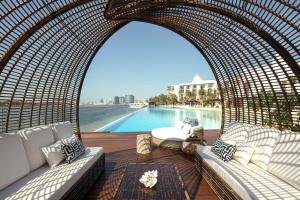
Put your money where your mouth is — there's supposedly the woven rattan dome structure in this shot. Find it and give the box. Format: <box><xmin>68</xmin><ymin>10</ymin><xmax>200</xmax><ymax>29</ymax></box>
<box><xmin>1</xmin><ymin>0</ymin><xmax>300</xmax><ymax>136</ymax></box>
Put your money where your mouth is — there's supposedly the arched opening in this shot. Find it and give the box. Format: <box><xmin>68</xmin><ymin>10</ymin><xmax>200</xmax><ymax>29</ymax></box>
<box><xmin>79</xmin><ymin>21</ymin><xmax>221</xmax><ymax>132</ymax></box>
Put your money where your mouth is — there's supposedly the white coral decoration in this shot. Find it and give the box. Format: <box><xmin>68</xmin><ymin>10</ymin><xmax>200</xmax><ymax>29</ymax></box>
<box><xmin>139</xmin><ymin>170</ymin><xmax>158</xmax><ymax>188</ymax></box>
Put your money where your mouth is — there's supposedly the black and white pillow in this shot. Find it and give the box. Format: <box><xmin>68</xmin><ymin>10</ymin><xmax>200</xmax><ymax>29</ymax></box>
<box><xmin>211</xmin><ymin>138</ymin><xmax>224</xmax><ymax>156</ymax></box>
<box><xmin>62</xmin><ymin>138</ymin><xmax>85</xmax><ymax>164</ymax></box>
<box><xmin>211</xmin><ymin>137</ymin><xmax>237</xmax><ymax>162</ymax></box>
<box><xmin>220</xmin><ymin>143</ymin><xmax>237</xmax><ymax>161</ymax></box>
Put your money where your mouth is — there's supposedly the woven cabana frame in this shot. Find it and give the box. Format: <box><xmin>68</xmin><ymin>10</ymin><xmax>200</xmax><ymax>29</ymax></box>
<box><xmin>0</xmin><ymin>0</ymin><xmax>299</xmax><ymax>136</ymax></box>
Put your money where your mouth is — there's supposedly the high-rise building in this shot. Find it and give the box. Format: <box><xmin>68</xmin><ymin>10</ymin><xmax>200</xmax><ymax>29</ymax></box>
<box><xmin>119</xmin><ymin>96</ymin><xmax>125</xmax><ymax>104</ymax></box>
<box><xmin>125</xmin><ymin>95</ymin><xmax>134</xmax><ymax>103</ymax></box>
<box><xmin>114</xmin><ymin>96</ymin><xmax>120</xmax><ymax>104</ymax></box>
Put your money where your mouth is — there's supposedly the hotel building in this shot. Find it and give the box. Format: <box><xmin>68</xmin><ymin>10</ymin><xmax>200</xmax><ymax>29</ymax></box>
<box><xmin>167</xmin><ymin>75</ymin><xmax>218</xmax><ymax>101</ymax></box>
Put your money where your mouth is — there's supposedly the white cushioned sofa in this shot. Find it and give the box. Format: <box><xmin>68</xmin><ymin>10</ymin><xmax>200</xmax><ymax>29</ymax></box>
<box><xmin>195</xmin><ymin>122</ymin><xmax>300</xmax><ymax>200</ymax></box>
<box><xmin>0</xmin><ymin>122</ymin><xmax>105</xmax><ymax>200</ymax></box>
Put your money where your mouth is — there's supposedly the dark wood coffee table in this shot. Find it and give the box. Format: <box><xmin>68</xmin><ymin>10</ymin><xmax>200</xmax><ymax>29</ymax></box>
<box><xmin>114</xmin><ymin>163</ymin><xmax>190</xmax><ymax>200</ymax></box>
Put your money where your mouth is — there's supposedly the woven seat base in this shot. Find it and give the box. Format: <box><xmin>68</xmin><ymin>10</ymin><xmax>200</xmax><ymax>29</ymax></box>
<box><xmin>63</xmin><ymin>153</ymin><xmax>105</xmax><ymax>200</ymax></box>
<box><xmin>195</xmin><ymin>153</ymin><xmax>241</xmax><ymax>200</ymax></box>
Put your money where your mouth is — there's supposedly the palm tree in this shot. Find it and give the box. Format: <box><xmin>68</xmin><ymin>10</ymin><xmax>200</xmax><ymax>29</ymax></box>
<box><xmin>198</xmin><ymin>85</ymin><xmax>206</xmax><ymax>107</ymax></box>
<box><xmin>184</xmin><ymin>90</ymin><xmax>196</xmax><ymax>105</ymax></box>
<box><xmin>168</xmin><ymin>94</ymin><xmax>178</xmax><ymax>105</ymax></box>
<box><xmin>206</xmin><ymin>88</ymin><xmax>214</xmax><ymax>107</ymax></box>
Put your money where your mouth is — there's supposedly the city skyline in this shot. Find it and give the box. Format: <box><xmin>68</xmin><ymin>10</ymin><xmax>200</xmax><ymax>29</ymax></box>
<box><xmin>80</xmin><ymin>74</ymin><xmax>216</xmax><ymax>105</ymax></box>
<box><xmin>80</xmin><ymin>22</ymin><xmax>214</xmax><ymax>103</ymax></box>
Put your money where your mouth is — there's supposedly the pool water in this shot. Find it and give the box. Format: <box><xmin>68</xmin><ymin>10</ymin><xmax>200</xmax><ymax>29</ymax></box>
<box><xmin>99</xmin><ymin>107</ymin><xmax>221</xmax><ymax>132</ymax></box>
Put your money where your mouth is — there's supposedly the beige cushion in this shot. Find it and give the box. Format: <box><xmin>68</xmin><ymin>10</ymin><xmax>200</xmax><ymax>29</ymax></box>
<box><xmin>0</xmin><ymin>133</ymin><xmax>30</xmax><ymax>190</ymax></box>
<box><xmin>41</xmin><ymin>141</ymin><xmax>64</xmax><ymax>168</ymax></box>
<box><xmin>233</xmin><ymin>142</ymin><xmax>255</xmax><ymax>166</ymax></box>
<box><xmin>267</xmin><ymin>131</ymin><xmax>300</xmax><ymax>190</ymax></box>
<box><xmin>224</xmin><ymin>122</ymin><xmax>249</xmax><ymax>142</ymax></box>
<box><xmin>51</xmin><ymin>121</ymin><xmax>74</xmax><ymax>140</ymax></box>
<box><xmin>197</xmin><ymin>146</ymin><xmax>300</xmax><ymax>200</ymax></box>
<box><xmin>247</xmin><ymin>125</ymin><xmax>280</xmax><ymax>170</ymax></box>
<box><xmin>0</xmin><ymin>147</ymin><xmax>104</xmax><ymax>200</ymax></box>
<box><xmin>19</xmin><ymin>125</ymin><xmax>56</xmax><ymax>171</ymax></box>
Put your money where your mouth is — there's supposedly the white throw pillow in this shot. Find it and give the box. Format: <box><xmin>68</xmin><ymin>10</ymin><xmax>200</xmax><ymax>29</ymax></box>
<box><xmin>176</xmin><ymin>121</ymin><xmax>184</xmax><ymax>130</ymax></box>
<box><xmin>267</xmin><ymin>131</ymin><xmax>300</xmax><ymax>190</ymax></box>
<box><xmin>181</xmin><ymin>123</ymin><xmax>191</xmax><ymax>135</ymax></box>
<box><xmin>247</xmin><ymin>125</ymin><xmax>280</xmax><ymax>170</ymax></box>
<box><xmin>233</xmin><ymin>142</ymin><xmax>255</xmax><ymax>166</ymax></box>
<box><xmin>41</xmin><ymin>140</ymin><xmax>64</xmax><ymax>168</ymax></box>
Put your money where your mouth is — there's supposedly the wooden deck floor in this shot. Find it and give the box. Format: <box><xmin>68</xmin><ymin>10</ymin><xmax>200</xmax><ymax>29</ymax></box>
<box><xmin>82</xmin><ymin>130</ymin><xmax>220</xmax><ymax>200</ymax></box>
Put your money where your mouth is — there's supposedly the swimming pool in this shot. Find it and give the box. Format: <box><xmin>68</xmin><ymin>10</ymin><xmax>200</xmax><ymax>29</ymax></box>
<box><xmin>98</xmin><ymin>107</ymin><xmax>221</xmax><ymax>132</ymax></box>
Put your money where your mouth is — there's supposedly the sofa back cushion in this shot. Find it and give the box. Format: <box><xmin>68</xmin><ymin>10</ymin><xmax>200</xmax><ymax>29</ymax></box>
<box><xmin>267</xmin><ymin>131</ymin><xmax>300</xmax><ymax>190</ymax></box>
<box><xmin>19</xmin><ymin>125</ymin><xmax>56</xmax><ymax>171</ymax></box>
<box><xmin>224</xmin><ymin>122</ymin><xmax>249</xmax><ymax>143</ymax></box>
<box><xmin>0</xmin><ymin>133</ymin><xmax>30</xmax><ymax>190</ymax></box>
<box><xmin>247</xmin><ymin>125</ymin><xmax>280</xmax><ymax>170</ymax></box>
<box><xmin>51</xmin><ymin>121</ymin><xmax>74</xmax><ymax>140</ymax></box>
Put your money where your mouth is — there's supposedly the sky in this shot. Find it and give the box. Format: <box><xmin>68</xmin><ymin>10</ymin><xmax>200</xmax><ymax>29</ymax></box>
<box><xmin>80</xmin><ymin>22</ymin><xmax>214</xmax><ymax>103</ymax></box>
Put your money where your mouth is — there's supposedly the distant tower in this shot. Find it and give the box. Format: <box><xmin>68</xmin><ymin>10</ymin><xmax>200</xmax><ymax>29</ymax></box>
<box><xmin>114</xmin><ymin>96</ymin><xmax>120</xmax><ymax>104</ymax></box>
<box><xmin>119</xmin><ymin>96</ymin><xmax>125</xmax><ymax>104</ymax></box>
<box><xmin>125</xmin><ymin>94</ymin><xmax>134</xmax><ymax>103</ymax></box>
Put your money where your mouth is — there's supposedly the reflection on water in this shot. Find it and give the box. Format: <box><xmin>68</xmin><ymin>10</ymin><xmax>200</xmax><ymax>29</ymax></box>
<box><xmin>79</xmin><ymin>105</ymin><xmax>138</xmax><ymax>131</ymax></box>
<box><xmin>102</xmin><ymin>107</ymin><xmax>221</xmax><ymax>132</ymax></box>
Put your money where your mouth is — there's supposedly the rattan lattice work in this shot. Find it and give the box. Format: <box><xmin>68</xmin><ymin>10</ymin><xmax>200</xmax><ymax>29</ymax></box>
<box><xmin>1</xmin><ymin>0</ymin><xmax>300</xmax><ymax>135</ymax></box>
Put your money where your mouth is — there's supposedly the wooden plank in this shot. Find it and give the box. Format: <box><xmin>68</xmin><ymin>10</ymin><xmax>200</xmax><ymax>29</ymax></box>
<box><xmin>81</xmin><ymin>130</ymin><xmax>219</xmax><ymax>200</ymax></box>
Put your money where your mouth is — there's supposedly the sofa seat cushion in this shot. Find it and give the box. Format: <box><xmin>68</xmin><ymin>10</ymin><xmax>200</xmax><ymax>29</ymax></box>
<box><xmin>51</xmin><ymin>121</ymin><xmax>74</xmax><ymax>140</ymax></box>
<box><xmin>0</xmin><ymin>133</ymin><xmax>31</xmax><ymax>190</ymax></box>
<box><xmin>18</xmin><ymin>125</ymin><xmax>56</xmax><ymax>171</ymax></box>
<box><xmin>0</xmin><ymin>147</ymin><xmax>104</xmax><ymax>200</ymax></box>
<box><xmin>197</xmin><ymin>146</ymin><xmax>300</xmax><ymax>200</ymax></box>
<box><xmin>267</xmin><ymin>131</ymin><xmax>300</xmax><ymax>190</ymax></box>
<box><xmin>151</xmin><ymin>127</ymin><xmax>188</xmax><ymax>141</ymax></box>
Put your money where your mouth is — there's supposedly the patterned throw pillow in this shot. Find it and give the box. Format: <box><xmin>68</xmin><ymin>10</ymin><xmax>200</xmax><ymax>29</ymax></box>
<box><xmin>211</xmin><ymin>138</ymin><xmax>237</xmax><ymax>161</ymax></box>
<box><xmin>211</xmin><ymin>138</ymin><xmax>224</xmax><ymax>156</ymax></box>
<box><xmin>62</xmin><ymin>137</ymin><xmax>85</xmax><ymax>164</ymax></box>
<box><xmin>220</xmin><ymin>143</ymin><xmax>237</xmax><ymax>161</ymax></box>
